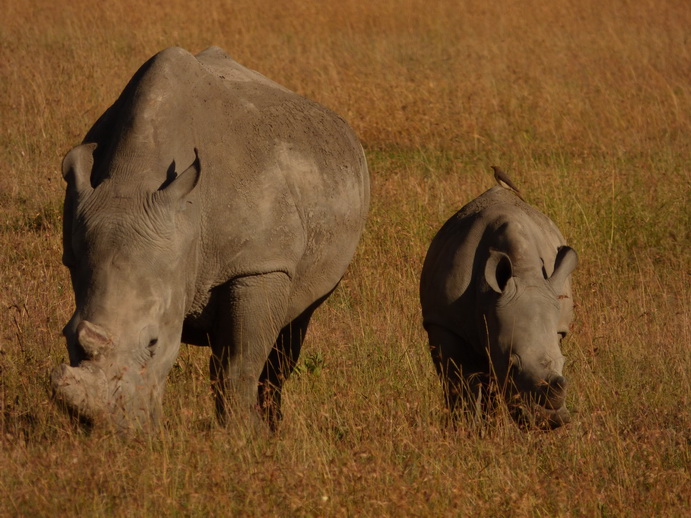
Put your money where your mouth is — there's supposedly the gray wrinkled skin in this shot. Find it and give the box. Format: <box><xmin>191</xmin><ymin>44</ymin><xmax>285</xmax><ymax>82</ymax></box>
<box><xmin>420</xmin><ymin>187</ymin><xmax>577</xmax><ymax>428</ymax></box>
<box><xmin>52</xmin><ymin>46</ymin><xmax>370</xmax><ymax>431</ymax></box>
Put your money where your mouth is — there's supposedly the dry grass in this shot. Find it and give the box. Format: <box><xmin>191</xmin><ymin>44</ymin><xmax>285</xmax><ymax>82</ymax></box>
<box><xmin>1</xmin><ymin>0</ymin><xmax>689</xmax><ymax>515</ymax></box>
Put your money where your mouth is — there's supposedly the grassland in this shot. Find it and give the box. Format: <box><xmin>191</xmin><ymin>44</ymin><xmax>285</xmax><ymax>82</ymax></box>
<box><xmin>1</xmin><ymin>0</ymin><xmax>689</xmax><ymax>515</ymax></box>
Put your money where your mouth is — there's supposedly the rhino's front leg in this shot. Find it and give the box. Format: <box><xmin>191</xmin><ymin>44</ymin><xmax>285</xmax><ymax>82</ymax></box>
<box><xmin>209</xmin><ymin>272</ymin><xmax>291</xmax><ymax>429</ymax></box>
<box><xmin>426</xmin><ymin>323</ymin><xmax>487</xmax><ymax>421</ymax></box>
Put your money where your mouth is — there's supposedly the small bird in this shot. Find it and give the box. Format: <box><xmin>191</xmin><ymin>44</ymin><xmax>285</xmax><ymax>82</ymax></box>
<box><xmin>491</xmin><ymin>165</ymin><xmax>525</xmax><ymax>201</ymax></box>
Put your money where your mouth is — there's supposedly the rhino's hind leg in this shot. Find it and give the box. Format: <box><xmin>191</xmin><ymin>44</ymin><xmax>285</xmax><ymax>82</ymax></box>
<box><xmin>259</xmin><ymin>288</ymin><xmax>335</xmax><ymax>430</ymax></box>
<box><xmin>258</xmin><ymin>310</ymin><xmax>311</xmax><ymax>430</ymax></box>
<box><xmin>209</xmin><ymin>272</ymin><xmax>291</xmax><ymax>430</ymax></box>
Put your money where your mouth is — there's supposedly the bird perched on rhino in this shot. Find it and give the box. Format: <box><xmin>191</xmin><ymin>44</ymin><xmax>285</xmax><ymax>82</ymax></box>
<box><xmin>491</xmin><ymin>165</ymin><xmax>525</xmax><ymax>201</ymax></box>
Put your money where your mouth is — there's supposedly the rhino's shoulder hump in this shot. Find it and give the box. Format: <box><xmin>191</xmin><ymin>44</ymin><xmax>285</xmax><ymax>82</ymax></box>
<box><xmin>138</xmin><ymin>46</ymin><xmax>200</xmax><ymax>84</ymax></box>
<box><xmin>110</xmin><ymin>47</ymin><xmax>203</xmax><ymax>114</ymax></box>
<box><xmin>82</xmin><ymin>47</ymin><xmax>196</xmax><ymax>139</ymax></box>
<box><xmin>431</xmin><ymin>187</ymin><xmax>513</xmax><ymax>241</ymax></box>
<box><xmin>122</xmin><ymin>45</ymin><xmax>287</xmax><ymax>105</ymax></box>
<box><xmin>469</xmin><ymin>188</ymin><xmax>562</xmax><ymax>238</ymax></box>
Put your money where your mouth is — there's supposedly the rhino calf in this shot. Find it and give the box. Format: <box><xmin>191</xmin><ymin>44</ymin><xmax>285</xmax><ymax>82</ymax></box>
<box><xmin>420</xmin><ymin>182</ymin><xmax>577</xmax><ymax>428</ymax></box>
<box><xmin>51</xmin><ymin>46</ymin><xmax>370</xmax><ymax>431</ymax></box>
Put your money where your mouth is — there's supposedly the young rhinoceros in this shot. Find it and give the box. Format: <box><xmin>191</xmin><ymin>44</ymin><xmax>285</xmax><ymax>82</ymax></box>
<box><xmin>420</xmin><ymin>178</ymin><xmax>577</xmax><ymax>428</ymax></box>
<box><xmin>51</xmin><ymin>46</ymin><xmax>370</xmax><ymax>431</ymax></box>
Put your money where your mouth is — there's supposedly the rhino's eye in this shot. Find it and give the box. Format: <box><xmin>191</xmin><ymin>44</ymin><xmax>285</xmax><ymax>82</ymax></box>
<box><xmin>147</xmin><ymin>338</ymin><xmax>158</xmax><ymax>355</ymax></box>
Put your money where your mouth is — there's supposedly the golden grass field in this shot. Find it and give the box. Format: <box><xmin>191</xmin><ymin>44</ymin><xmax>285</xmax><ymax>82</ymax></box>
<box><xmin>1</xmin><ymin>0</ymin><xmax>689</xmax><ymax>515</ymax></box>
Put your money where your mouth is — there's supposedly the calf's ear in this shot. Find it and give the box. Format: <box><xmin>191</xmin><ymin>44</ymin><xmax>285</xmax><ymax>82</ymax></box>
<box><xmin>485</xmin><ymin>249</ymin><xmax>513</xmax><ymax>294</ymax></box>
<box><xmin>62</xmin><ymin>143</ymin><xmax>97</xmax><ymax>198</ymax></box>
<box><xmin>549</xmin><ymin>246</ymin><xmax>578</xmax><ymax>291</ymax></box>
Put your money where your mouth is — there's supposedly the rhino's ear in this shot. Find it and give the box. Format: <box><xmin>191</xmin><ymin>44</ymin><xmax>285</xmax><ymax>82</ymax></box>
<box><xmin>549</xmin><ymin>246</ymin><xmax>578</xmax><ymax>291</ymax></box>
<box><xmin>160</xmin><ymin>149</ymin><xmax>200</xmax><ymax>208</ymax></box>
<box><xmin>485</xmin><ymin>249</ymin><xmax>513</xmax><ymax>294</ymax></box>
<box><xmin>62</xmin><ymin>143</ymin><xmax>97</xmax><ymax>197</ymax></box>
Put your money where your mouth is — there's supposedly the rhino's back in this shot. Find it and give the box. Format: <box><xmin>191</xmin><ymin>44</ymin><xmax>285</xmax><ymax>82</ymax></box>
<box><xmin>190</xmin><ymin>48</ymin><xmax>369</xmax><ymax>307</ymax></box>
<box><xmin>420</xmin><ymin>187</ymin><xmax>565</xmax><ymax>333</ymax></box>
<box><xmin>86</xmin><ymin>46</ymin><xmax>356</xmax><ymax>180</ymax></box>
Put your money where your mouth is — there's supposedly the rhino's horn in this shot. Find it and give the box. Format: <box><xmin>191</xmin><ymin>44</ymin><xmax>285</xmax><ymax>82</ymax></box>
<box><xmin>77</xmin><ymin>320</ymin><xmax>112</xmax><ymax>358</ymax></box>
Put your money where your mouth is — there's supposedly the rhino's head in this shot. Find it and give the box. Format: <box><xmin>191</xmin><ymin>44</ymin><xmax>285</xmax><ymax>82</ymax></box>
<box><xmin>481</xmin><ymin>244</ymin><xmax>578</xmax><ymax>428</ymax></box>
<box><xmin>51</xmin><ymin>143</ymin><xmax>200</xmax><ymax>430</ymax></box>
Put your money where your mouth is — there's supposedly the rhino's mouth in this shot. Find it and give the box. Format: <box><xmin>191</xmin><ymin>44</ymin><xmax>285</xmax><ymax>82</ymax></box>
<box><xmin>503</xmin><ymin>370</ymin><xmax>570</xmax><ymax>429</ymax></box>
<box><xmin>509</xmin><ymin>399</ymin><xmax>571</xmax><ymax>429</ymax></box>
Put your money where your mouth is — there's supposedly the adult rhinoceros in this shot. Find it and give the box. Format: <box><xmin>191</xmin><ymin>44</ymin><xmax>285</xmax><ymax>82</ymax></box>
<box><xmin>420</xmin><ymin>181</ymin><xmax>577</xmax><ymax>428</ymax></box>
<box><xmin>51</xmin><ymin>46</ymin><xmax>370</xmax><ymax>431</ymax></box>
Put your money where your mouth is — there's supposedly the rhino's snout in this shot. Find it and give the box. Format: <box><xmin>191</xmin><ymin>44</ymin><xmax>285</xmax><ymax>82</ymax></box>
<box><xmin>52</xmin><ymin>359</ymin><xmax>157</xmax><ymax>430</ymax></box>
<box><xmin>541</xmin><ymin>373</ymin><xmax>567</xmax><ymax>410</ymax></box>
<box><xmin>56</xmin><ymin>316</ymin><xmax>167</xmax><ymax>429</ymax></box>
<box><xmin>509</xmin><ymin>373</ymin><xmax>570</xmax><ymax>429</ymax></box>
<box><xmin>51</xmin><ymin>362</ymin><xmax>109</xmax><ymax>422</ymax></box>
<box><xmin>509</xmin><ymin>352</ymin><xmax>567</xmax><ymax>410</ymax></box>
<box><xmin>514</xmin><ymin>372</ymin><xmax>567</xmax><ymax>411</ymax></box>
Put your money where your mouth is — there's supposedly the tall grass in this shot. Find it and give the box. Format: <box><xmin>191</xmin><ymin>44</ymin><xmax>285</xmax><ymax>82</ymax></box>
<box><xmin>1</xmin><ymin>0</ymin><xmax>689</xmax><ymax>515</ymax></box>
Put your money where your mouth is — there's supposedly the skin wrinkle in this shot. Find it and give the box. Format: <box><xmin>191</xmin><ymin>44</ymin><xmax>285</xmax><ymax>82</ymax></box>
<box><xmin>79</xmin><ymin>201</ymin><xmax>180</xmax><ymax>279</ymax></box>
